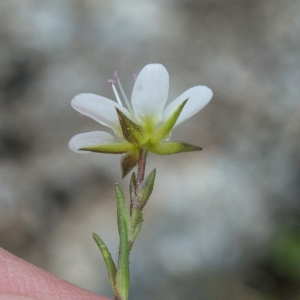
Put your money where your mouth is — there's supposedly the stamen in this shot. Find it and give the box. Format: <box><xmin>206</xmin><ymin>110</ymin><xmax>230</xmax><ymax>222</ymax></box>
<box><xmin>108</xmin><ymin>79</ymin><xmax>116</xmax><ymax>84</ymax></box>
<box><xmin>116</xmin><ymin>77</ymin><xmax>134</xmax><ymax>116</ymax></box>
<box><xmin>111</xmin><ymin>83</ymin><xmax>122</xmax><ymax>106</ymax></box>
<box><xmin>113</xmin><ymin>71</ymin><xmax>118</xmax><ymax>79</ymax></box>
<box><xmin>108</xmin><ymin>77</ymin><xmax>122</xmax><ymax>106</ymax></box>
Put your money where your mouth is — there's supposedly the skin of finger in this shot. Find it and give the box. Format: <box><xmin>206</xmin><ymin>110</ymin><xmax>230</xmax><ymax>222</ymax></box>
<box><xmin>0</xmin><ymin>294</ymin><xmax>42</xmax><ymax>300</ymax></box>
<box><xmin>0</xmin><ymin>248</ymin><xmax>111</xmax><ymax>300</ymax></box>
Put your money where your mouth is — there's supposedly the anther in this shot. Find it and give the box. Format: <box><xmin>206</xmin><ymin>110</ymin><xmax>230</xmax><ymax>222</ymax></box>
<box><xmin>108</xmin><ymin>79</ymin><xmax>116</xmax><ymax>84</ymax></box>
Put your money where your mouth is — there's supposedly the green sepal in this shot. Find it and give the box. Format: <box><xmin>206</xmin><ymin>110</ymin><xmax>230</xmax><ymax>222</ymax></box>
<box><xmin>136</xmin><ymin>168</ymin><xmax>156</xmax><ymax>209</ymax></box>
<box><xmin>150</xmin><ymin>141</ymin><xmax>202</xmax><ymax>155</ymax></box>
<box><xmin>115</xmin><ymin>184</ymin><xmax>130</xmax><ymax>300</ymax></box>
<box><xmin>116</xmin><ymin>108</ymin><xmax>149</xmax><ymax>146</ymax></box>
<box><xmin>93</xmin><ymin>233</ymin><xmax>117</xmax><ymax>298</ymax></box>
<box><xmin>121</xmin><ymin>150</ymin><xmax>139</xmax><ymax>178</ymax></box>
<box><xmin>80</xmin><ymin>142</ymin><xmax>133</xmax><ymax>154</ymax></box>
<box><xmin>150</xmin><ymin>99</ymin><xmax>188</xmax><ymax>144</ymax></box>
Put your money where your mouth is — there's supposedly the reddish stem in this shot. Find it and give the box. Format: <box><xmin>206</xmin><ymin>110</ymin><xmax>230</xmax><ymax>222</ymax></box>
<box><xmin>136</xmin><ymin>148</ymin><xmax>147</xmax><ymax>187</ymax></box>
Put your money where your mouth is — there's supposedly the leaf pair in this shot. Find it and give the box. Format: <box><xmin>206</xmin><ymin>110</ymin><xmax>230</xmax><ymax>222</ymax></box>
<box><xmin>93</xmin><ymin>185</ymin><xmax>130</xmax><ymax>300</ymax></box>
<box><xmin>93</xmin><ymin>170</ymin><xmax>156</xmax><ymax>300</ymax></box>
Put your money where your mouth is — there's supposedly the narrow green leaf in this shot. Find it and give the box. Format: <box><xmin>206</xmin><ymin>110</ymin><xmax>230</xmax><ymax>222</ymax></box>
<box><xmin>93</xmin><ymin>233</ymin><xmax>117</xmax><ymax>297</ymax></box>
<box><xmin>115</xmin><ymin>184</ymin><xmax>130</xmax><ymax>239</ymax></box>
<box><xmin>129</xmin><ymin>207</ymin><xmax>143</xmax><ymax>246</ymax></box>
<box><xmin>115</xmin><ymin>184</ymin><xmax>130</xmax><ymax>300</ymax></box>
<box><xmin>128</xmin><ymin>170</ymin><xmax>156</xmax><ymax>247</ymax></box>
<box><xmin>136</xmin><ymin>168</ymin><xmax>156</xmax><ymax>209</ymax></box>
<box><xmin>150</xmin><ymin>99</ymin><xmax>188</xmax><ymax>143</ymax></box>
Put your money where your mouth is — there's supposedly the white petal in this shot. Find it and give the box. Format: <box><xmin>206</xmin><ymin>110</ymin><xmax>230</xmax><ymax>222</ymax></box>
<box><xmin>131</xmin><ymin>64</ymin><xmax>169</xmax><ymax>124</ymax></box>
<box><xmin>71</xmin><ymin>93</ymin><xmax>130</xmax><ymax>134</ymax></box>
<box><xmin>68</xmin><ymin>131</ymin><xmax>115</xmax><ymax>153</ymax></box>
<box><xmin>163</xmin><ymin>86</ymin><xmax>213</xmax><ymax>127</ymax></box>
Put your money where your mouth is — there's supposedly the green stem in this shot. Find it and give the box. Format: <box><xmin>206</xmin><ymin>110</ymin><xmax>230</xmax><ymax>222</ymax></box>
<box><xmin>115</xmin><ymin>185</ymin><xmax>130</xmax><ymax>300</ymax></box>
<box><xmin>95</xmin><ymin>149</ymin><xmax>150</xmax><ymax>300</ymax></box>
<box><xmin>117</xmin><ymin>149</ymin><xmax>148</xmax><ymax>299</ymax></box>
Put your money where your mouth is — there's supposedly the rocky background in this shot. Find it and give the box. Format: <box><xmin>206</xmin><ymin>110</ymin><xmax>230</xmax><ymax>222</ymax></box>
<box><xmin>0</xmin><ymin>1</ymin><xmax>300</xmax><ymax>299</ymax></box>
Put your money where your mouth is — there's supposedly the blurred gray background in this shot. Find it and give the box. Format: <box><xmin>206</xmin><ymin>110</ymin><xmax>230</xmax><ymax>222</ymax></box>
<box><xmin>0</xmin><ymin>1</ymin><xmax>300</xmax><ymax>299</ymax></box>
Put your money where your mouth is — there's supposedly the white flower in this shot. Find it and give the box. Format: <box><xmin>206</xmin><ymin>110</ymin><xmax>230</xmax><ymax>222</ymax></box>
<box><xmin>69</xmin><ymin>64</ymin><xmax>213</xmax><ymax>176</ymax></box>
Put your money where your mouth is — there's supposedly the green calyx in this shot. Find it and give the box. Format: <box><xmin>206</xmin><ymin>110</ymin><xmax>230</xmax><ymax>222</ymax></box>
<box><xmin>150</xmin><ymin>99</ymin><xmax>188</xmax><ymax>144</ymax></box>
<box><xmin>80</xmin><ymin>99</ymin><xmax>203</xmax><ymax>178</ymax></box>
<box><xmin>116</xmin><ymin>108</ymin><xmax>149</xmax><ymax>146</ymax></box>
<box><xmin>149</xmin><ymin>141</ymin><xmax>202</xmax><ymax>155</ymax></box>
<box><xmin>116</xmin><ymin>99</ymin><xmax>188</xmax><ymax>150</ymax></box>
